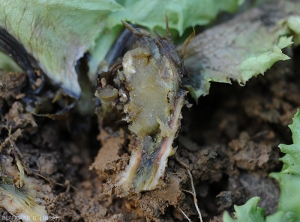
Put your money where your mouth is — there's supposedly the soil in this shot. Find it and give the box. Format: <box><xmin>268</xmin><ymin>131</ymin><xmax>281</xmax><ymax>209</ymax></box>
<box><xmin>0</xmin><ymin>30</ymin><xmax>300</xmax><ymax>222</ymax></box>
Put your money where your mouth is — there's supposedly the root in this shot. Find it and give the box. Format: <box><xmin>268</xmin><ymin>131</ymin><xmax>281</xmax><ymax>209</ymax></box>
<box><xmin>0</xmin><ymin>126</ymin><xmax>22</xmax><ymax>154</ymax></box>
<box><xmin>1</xmin><ymin>125</ymin><xmax>76</xmax><ymax>192</ymax></box>
<box><xmin>175</xmin><ymin>155</ymin><xmax>203</xmax><ymax>222</ymax></box>
<box><xmin>179</xmin><ymin>208</ymin><xmax>192</xmax><ymax>222</ymax></box>
<box><xmin>29</xmin><ymin>168</ymin><xmax>77</xmax><ymax>192</ymax></box>
<box><xmin>0</xmin><ymin>126</ymin><xmax>48</xmax><ymax>221</ymax></box>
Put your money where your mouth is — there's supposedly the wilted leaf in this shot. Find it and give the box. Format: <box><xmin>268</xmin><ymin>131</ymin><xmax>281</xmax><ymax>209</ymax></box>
<box><xmin>0</xmin><ymin>0</ymin><xmax>123</xmax><ymax>98</ymax></box>
<box><xmin>181</xmin><ymin>0</ymin><xmax>300</xmax><ymax>101</ymax></box>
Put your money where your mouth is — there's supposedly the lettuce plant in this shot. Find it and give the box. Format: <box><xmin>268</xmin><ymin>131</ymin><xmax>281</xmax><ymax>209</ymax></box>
<box><xmin>0</xmin><ymin>0</ymin><xmax>300</xmax><ymax>220</ymax></box>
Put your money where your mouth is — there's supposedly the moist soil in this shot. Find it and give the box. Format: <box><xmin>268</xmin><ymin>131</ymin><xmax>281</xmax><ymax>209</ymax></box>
<box><xmin>0</xmin><ymin>46</ymin><xmax>299</xmax><ymax>221</ymax></box>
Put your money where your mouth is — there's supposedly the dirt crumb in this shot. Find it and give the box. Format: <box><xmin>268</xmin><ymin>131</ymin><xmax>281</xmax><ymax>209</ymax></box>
<box><xmin>91</xmin><ymin>129</ymin><xmax>129</xmax><ymax>180</ymax></box>
<box><xmin>0</xmin><ymin>72</ymin><xmax>27</xmax><ymax>103</ymax></box>
<box><xmin>229</xmin><ymin>132</ymin><xmax>279</xmax><ymax>171</ymax></box>
<box><xmin>5</xmin><ymin>101</ymin><xmax>37</xmax><ymax>128</ymax></box>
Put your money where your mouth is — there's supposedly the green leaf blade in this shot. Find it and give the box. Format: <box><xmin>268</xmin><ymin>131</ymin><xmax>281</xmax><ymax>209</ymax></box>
<box><xmin>107</xmin><ymin>0</ymin><xmax>240</xmax><ymax>35</ymax></box>
<box><xmin>266</xmin><ymin>110</ymin><xmax>300</xmax><ymax>221</ymax></box>
<box><xmin>223</xmin><ymin>197</ymin><xmax>265</xmax><ymax>222</ymax></box>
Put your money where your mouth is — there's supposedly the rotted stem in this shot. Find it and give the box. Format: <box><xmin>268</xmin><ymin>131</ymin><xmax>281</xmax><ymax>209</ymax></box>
<box><xmin>117</xmin><ymin>91</ymin><xmax>187</xmax><ymax>192</ymax></box>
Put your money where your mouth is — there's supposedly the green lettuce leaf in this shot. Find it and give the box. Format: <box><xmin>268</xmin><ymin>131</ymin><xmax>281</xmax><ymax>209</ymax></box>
<box><xmin>223</xmin><ymin>197</ymin><xmax>265</xmax><ymax>222</ymax></box>
<box><xmin>266</xmin><ymin>110</ymin><xmax>300</xmax><ymax>222</ymax></box>
<box><xmin>106</xmin><ymin>0</ymin><xmax>239</xmax><ymax>35</ymax></box>
<box><xmin>182</xmin><ymin>0</ymin><xmax>300</xmax><ymax>101</ymax></box>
